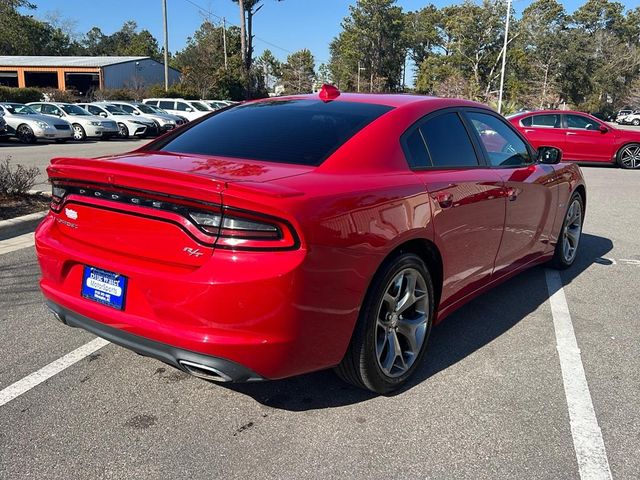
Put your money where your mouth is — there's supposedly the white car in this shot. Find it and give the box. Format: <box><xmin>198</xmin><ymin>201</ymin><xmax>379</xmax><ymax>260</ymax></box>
<box><xmin>620</xmin><ymin>111</ymin><xmax>640</xmax><ymax>126</ymax></box>
<box><xmin>0</xmin><ymin>103</ymin><xmax>73</xmax><ymax>143</ymax></box>
<box><xmin>202</xmin><ymin>100</ymin><xmax>231</xmax><ymax>110</ymax></box>
<box><xmin>28</xmin><ymin>102</ymin><xmax>118</xmax><ymax>141</ymax></box>
<box><xmin>77</xmin><ymin>103</ymin><xmax>156</xmax><ymax>139</ymax></box>
<box><xmin>106</xmin><ymin>101</ymin><xmax>185</xmax><ymax>133</ymax></box>
<box><xmin>142</xmin><ymin>98</ymin><xmax>210</xmax><ymax>121</ymax></box>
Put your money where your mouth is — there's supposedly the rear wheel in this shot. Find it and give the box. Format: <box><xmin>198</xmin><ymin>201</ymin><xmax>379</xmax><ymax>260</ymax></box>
<box><xmin>72</xmin><ymin>124</ymin><xmax>86</xmax><ymax>141</ymax></box>
<box><xmin>550</xmin><ymin>193</ymin><xmax>583</xmax><ymax>270</ymax></box>
<box><xmin>335</xmin><ymin>253</ymin><xmax>434</xmax><ymax>393</ymax></box>
<box><xmin>633</xmin><ymin>119</ymin><xmax>640</xmax><ymax>126</ymax></box>
<box><xmin>617</xmin><ymin>144</ymin><xmax>640</xmax><ymax>169</ymax></box>
<box><xmin>16</xmin><ymin>124</ymin><xmax>37</xmax><ymax>144</ymax></box>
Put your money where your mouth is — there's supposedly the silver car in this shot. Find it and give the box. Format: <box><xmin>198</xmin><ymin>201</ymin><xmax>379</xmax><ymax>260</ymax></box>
<box><xmin>107</xmin><ymin>101</ymin><xmax>186</xmax><ymax>133</ymax></box>
<box><xmin>28</xmin><ymin>102</ymin><xmax>119</xmax><ymax>141</ymax></box>
<box><xmin>0</xmin><ymin>103</ymin><xmax>73</xmax><ymax>144</ymax></box>
<box><xmin>78</xmin><ymin>102</ymin><xmax>156</xmax><ymax>139</ymax></box>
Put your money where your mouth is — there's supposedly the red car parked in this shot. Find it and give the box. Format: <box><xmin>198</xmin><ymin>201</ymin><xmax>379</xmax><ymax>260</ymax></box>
<box><xmin>509</xmin><ymin>110</ymin><xmax>640</xmax><ymax>169</ymax></box>
<box><xmin>36</xmin><ymin>87</ymin><xmax>586</xmax><ymax>393</ymax></box>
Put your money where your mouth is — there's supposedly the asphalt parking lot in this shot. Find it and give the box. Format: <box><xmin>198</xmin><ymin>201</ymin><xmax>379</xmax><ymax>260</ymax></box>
<box><xmin>0</xmin><ymin>143</ymin><xmax>638</xmax><ymax>479</ymax></box>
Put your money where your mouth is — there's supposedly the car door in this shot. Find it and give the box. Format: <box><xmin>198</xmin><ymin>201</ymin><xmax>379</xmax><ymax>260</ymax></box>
<box><xmin>562</xmin><ymin>113</ymin><xmax>616</xmax><ymax>162</ymax></box>
<box><xmin>518</xmin><ymin>113</ymin><xmax>565</xmax><ymax>151</ymax></box>
<box><xmin>464</xmin><ymin>110</ymin><xmax>559</xmax><ymax>277</ymax></box>
<box><xmin>403</xmin><ymin>110</ymin><xmax>506</xmax><ymax>309</ymax></box>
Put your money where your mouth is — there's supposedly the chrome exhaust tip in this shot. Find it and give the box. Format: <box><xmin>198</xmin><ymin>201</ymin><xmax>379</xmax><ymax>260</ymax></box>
<box><xmin>178</xmin><ymin>360</ymin><xmax>232</xmax><ymax>382</ymax></box>
<box><xmin>46</xmin><ymin>305</ymin><xmax>65</xmax><ymax>324</ymax></box>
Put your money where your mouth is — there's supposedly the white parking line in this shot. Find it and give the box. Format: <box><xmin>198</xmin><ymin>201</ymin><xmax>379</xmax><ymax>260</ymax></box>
<box><xmin>0</xmin><ymin>232</ymin><xmax>35</xmax><ymax>255</ymax></box>
<box><xmin>0</xmin><ymin>338</ymin><xmax>110</xmax><ymax>407</ymax></box>
<box><xmin>545</xmin><ymin>269</ymin><xmax>612</xmax><ymax>480</ymax></box>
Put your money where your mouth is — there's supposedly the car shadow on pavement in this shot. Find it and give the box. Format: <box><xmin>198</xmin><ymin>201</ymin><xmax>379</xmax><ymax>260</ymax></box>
<box><xmin>222</xmin><ymin>233</ymin><xmax>612</xmax><ymax>411</ymax></box>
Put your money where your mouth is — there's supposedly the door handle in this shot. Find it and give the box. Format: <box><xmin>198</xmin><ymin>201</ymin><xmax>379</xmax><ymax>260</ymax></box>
<box><xmin>506</xmin><ymin>187</ymin><xmax>518</xmax><ymax>201</ymax></box>
<box><xmin>433</xmin><ymin>192</ymin><xmax>453</xmax><ymax>209</ymax></box>
<box><xmin>524</xmin><ymin>129</ymin><xmax>535</xmax><ymax>133</ymax></box>
<box><xmin>566</xmin><ymin>132</ymin><xmax>577</xmax><ymax>136</ymax></box>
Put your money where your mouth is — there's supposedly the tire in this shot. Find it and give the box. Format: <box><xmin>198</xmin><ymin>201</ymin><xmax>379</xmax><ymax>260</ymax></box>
<box><xmin>550</xmin><ymin>192</ymin><xmax>584</xmax><ymax>270</ymax></box>
<box><xmin>117</xmin><ymin>123</ymin><xmax>129</xmax><ymax>139</ymax></box>
<box><xmin>335</xmin><ymin>252</ymin><xmax>435</xmax><ymax>394</ymax></box>
<box><xmin>617</xmin><ymin>143</ymin><xmax>640</xmax><ymax>169</ymax></box>
<box><xmin>633</xmin><ymin>119</ymin><xmax>640</xmax><ymax>126</ymax></box>
<box><xmin>72</xmin><ymin>124</ymin><xmax>86</xmax><ymax>141</ymax></box>
<box><xmin>16</xmin><ymin>124</ymin><xmax>37</xmax><ymax>144</ymax></box>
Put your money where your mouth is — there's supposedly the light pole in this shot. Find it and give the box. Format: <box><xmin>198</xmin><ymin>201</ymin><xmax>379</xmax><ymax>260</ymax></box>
<box><xmin>497</xmin><ymin>0</ymin><xmax>512</xmax><ymax>114</ymax></box>
<box><xmin>357</xmin><ymin>61</ymin><xmax>365</xmax><ymax>92</ymax></box>
<box><xmin>162</xmin><ymin>0</ymin><xmax>169</xmax><ymax>91</ymax></box>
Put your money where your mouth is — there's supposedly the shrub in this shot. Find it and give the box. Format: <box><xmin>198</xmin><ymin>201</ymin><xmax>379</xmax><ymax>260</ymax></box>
<box><xmin>147</xmin><ymin>84</ymin><xmax>200</xmax><ymax>100</ymax></box>
<box><xmin>0</xmin><ymin>86</ymin><xmax>43</xmax><ymax>103</ymax></box>
<box><xmin>41</xmin><ymin>88</ymin><xmax>81</xmax><ymax>103</ymax></box>
<box><xmin>0</xmin><ymin>157</ymin><xmax>40</xmax><ymax>196</ymax></box>
<box><xmin>93</xmin><ymin>88</ymin><xmax>137</xmax><ymax>101</ymax></box>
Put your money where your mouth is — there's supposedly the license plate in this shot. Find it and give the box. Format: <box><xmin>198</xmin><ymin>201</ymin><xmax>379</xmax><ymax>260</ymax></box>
<box><xmin>81</xmin><ymin>266</ymin><xmax>127</xmax><ymax>310</ymax></box>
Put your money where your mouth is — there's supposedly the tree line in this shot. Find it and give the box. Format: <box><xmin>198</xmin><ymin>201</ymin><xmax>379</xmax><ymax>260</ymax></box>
<box><xmin>2</xmin><ymin>0</ymin><xmax>639</xmax><ymax>112</ymax></box>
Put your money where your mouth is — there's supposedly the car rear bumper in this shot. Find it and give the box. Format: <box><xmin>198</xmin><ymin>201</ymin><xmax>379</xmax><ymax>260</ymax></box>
<box><xmin>35</xmin><ymin>214</ymin><xmax>356</xmax><ymax>380</ymax></box>
<box><xmin>46</xmin><ymin>300</ymin><xmax>263</xmax><ymax>382</ymax></box>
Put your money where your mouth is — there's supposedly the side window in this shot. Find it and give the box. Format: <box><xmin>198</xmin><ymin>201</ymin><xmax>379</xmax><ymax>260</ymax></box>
<box><xmin>566</xmin><ymin>114</ymin><xmax>600</xmax><ymax>131</ymax></box>
<box><xmin>420</xmin><ymin>112</ymin><xmax>479</xmax><ymax>167</ymax></box>
<box><xmin>520</xmin><ymin>116</ymin><xmax>532</xmax><ymax>127</ymax></box>
<box><xmin>402</xmin><ymin>128</ymin><xmax>430</xmax><ymax>168</ymax></box>
<box><xmin>530</xmin><ymin>114</ymin><xmax>560</xmax><ymax>128</ymax></box>
<box><xmin>176</xmin><ymin>102</ymin><xmax>190</xmax><ymax>111</ymax></box>
<box><xmin>145</xmin><ymin>100</ymin><xmax>158</xmax><ymax>107</ymax></box>
<box><xmin>42</xmin><ymin>104</ymin><xmax>56</xmax><ymax>115</ymax></box>
<box><xmin>466</xmin><ymin>112</ymin><xmax>532</xmax><ymax>167</ymax></box>
<box><xmin>30</xmin><ymin>104</ymin><xmax>42</xmax><ymax>113</ymax></box>
<box><xmin>87</xmin><ymin>105</ymin><xmax>102</xmax><ymax>116</ymax></box>
<box><xmin>159</xmin><ymin>101</ymin><xmax>174</xmax><ymax>110</ymax></box>
<box><xmin>120</xmin><ymin>104</ymin><xmax>135</xmax><ymax>114</ymax></box>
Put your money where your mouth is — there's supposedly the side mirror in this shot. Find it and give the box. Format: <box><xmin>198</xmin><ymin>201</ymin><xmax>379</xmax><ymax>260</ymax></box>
<box><xmin>185</xmin><ymin>107</ymin><xmax>193</xmax><ymax>112</ymax></box>
<box><xmin>537</xmin><ymin>146</ymin><xmax>562</xmax><ymax>165</ymax></box>
<box><xmin>133</xmin><ymin>111</ymin><xmax>140</xmax><ymax>115</ymax></box>
<box><xmin>99</xmin><ymin>112</ymin><xmax>108</xmax><ymax>118</ymax></box>
<box><xmin>599</xmin><ymin>125</ymin><xmax>609</xmax><ymax>133</ymax></box>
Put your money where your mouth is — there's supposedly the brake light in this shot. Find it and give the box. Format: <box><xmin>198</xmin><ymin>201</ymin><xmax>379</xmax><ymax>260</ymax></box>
<box><xmin>189</xmin><ymin>208</ymin><xmax>297</xmax><ymax>249</ymax></box>
<box><xmin>50</xmin><ymin>181</ymin><xmax>299</xmax><ymax>250</ymax></box>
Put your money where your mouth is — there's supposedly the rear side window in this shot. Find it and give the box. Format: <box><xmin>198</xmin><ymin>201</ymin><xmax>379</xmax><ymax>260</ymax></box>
<box><xmin>119</xmin><ymin>104</ymin><xmax>135</xmax><ymax>114</ymax></box>
<box><xmin>522</xmin><ymin>114</ymin><xmax>560</xmax><ymax>128</ymax></box>
<box><xmin>156</xmin><ymin>100</ymin><xmax>393</xmax><ymax>166</ymax></box>
<box><xmin>420</xmin><ymin>112</ymin><xmax>479</xmax><ymax>167</ymax></box>
<box><xmin>159</xmin><ymin>101</ymin><xmax>174</xmax><ymax>110</ymax></box>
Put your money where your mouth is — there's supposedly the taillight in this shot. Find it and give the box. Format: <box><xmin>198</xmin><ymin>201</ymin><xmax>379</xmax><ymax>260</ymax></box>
<box><xmin>189</xmin><ymin>208</ymin><xmax>298</xmax><ymax>250</ymax></box>
<box><xmin>50</xmin><ymin>181</ymin><xmax>299</xmax><ymax>250</ymax></box>
<box><xmin>50</xmin><ymin>184</ymin><xmax>66</xmax><ymax>212</ymax></box>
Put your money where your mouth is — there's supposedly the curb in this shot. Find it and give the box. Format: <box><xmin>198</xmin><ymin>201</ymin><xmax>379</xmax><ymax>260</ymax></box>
<box><xmin>0</xmin><ymin>210</ymin><xmax>48</xmax><ymax>241</ymax></box>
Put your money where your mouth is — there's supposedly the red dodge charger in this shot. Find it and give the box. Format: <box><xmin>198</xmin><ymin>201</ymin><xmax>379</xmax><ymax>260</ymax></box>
<box><xmin>36</xmin><ymin>87</ymin><xmax>586</xmax><ymax>393</ymax></box>
<box><xmin>509</xmin><ymin>110</ymin><xmax>640</xmax><ymax>169</ymax></box>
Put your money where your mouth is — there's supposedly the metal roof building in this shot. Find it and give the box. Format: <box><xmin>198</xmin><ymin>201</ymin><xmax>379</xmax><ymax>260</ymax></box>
<box><xmin>0</xmin><ymin>56</ymin><xmax>181</xmax><ymax>94</ymax></box>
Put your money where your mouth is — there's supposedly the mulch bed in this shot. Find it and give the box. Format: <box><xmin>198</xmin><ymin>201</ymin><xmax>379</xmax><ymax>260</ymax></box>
<box><xmin>0</xmin><ymin>194</ymin><xmax>50</xmax><ymax>220</ymax></box>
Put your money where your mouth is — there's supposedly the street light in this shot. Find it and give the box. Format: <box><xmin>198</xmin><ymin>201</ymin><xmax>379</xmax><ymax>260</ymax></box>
<box><xmin>357</xmin><ymin>61</ymin><xmax>366</xmax><ymax>93</ymax></box>
<box><xmin>497</xmin><ymin>0</ymin><xmax>512</xmax><ymax>114</ymax></box>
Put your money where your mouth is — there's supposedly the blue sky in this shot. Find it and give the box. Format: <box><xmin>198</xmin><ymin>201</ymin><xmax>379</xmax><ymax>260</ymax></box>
<box><xmin>31</xmin><ymin>0</ymin><xmax>640</xmax><ymax>66</ymax></box>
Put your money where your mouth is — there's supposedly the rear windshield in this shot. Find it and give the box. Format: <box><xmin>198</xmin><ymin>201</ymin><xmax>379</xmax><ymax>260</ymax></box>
<box><xmin>155</xmin><ymin>99</ymin><xmax>393</xmax><ymax>165</ymax></box>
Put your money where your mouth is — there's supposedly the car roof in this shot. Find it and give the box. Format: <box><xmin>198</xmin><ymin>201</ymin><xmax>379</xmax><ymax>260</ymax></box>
<box><xmin>510</xmin><ymin>109</ymin><xmax>597</xmax><ymax>118</ymax></box>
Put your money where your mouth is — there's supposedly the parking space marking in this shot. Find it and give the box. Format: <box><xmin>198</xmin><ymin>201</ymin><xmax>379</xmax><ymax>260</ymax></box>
<box><xmin>545</xmin><ymin>270</ymin><xmax>612</xmax><ymax>480</ymax></box>
<box><xmin>0</xmin><ymin>338</ymin><xmax>109</xmax><ymax>407</ymax></box>
<box><xmin>0</xmin><ymin>232</ymin><xmax>35</xmax><ymax>255</ymax></box>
